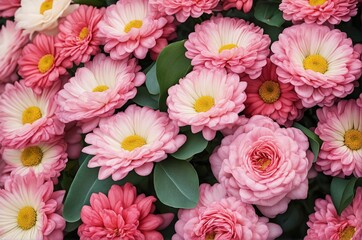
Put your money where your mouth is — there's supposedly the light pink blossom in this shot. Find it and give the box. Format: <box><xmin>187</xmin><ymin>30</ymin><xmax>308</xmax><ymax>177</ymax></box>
<box><xmin>221</xmin><ymin>0</ymin><xmax>253</xmax><ymax>12</ymax></box>
<box><xmin>0</xmin><ymin>0</ymin><xmax>20</xmax><ymax>17</ymax></box>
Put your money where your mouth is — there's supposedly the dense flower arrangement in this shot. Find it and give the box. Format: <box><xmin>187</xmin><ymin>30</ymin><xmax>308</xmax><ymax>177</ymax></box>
<box><xmin>0</xmin><ymin>0</ymin><xmax>361</xmax><ymax>239</ymax></box>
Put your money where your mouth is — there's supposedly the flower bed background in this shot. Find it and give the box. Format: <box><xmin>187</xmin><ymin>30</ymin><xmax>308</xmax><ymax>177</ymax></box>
<box><xmin>0</xmin><ymin>0</ymin><xmax>362</xmax><ymax>239</ymax></box>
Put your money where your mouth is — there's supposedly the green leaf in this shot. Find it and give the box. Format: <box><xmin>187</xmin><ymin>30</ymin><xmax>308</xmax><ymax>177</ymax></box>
<box><xmin>132</xmin><ymin>86</ymin><xmax>159</xmax><ymax>109</ymax></box>
<box><xmin>65</xmin><ymin>220</ymin><xmax>81</xmax><ymax>233</ymax></box>
<box><xmin>172</xmin><ymin>132</ymin><xmax>208</xmax><ymax>160</ymax></box>
<box><xmin>254</xmin><ymin>1</ymin><xmax>285</xmax><ymax>27</ymax></box>
<box><xmin>154</xmin><ymin>160</ymin><xmax>199</xmax><ymax>208</ymax></box>
<box><xmin>293</xmin><ymin>122</ymin><xmax>323</xmax><ymax>162</ymax></box>
<box><xmin>330</xmin><ymin>177</ymin><xmax>359</xmax><ymax>215</ymax></box>
<box><xmin>73</xmin><ymin>0</ymin><xmax>106</xmax><ymax>7</ymax></box>
<box><xmin>145</xmin><ymin>63</ymin><xmax>160</xmax><ymax>95</ymax></box>
<box><xmin>156</xmin><ymin>40</ymin><xmax>192</xmax><ymax>111</ymax></box>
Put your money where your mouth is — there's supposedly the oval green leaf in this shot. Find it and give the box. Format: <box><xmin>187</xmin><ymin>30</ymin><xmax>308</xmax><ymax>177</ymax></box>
<box><xmin>145</xmin><ymin>63</ymin><xmax>160</xmax><ymax>95</ymax></box>
<box><xmin>293</xmin><ymin>122</ymin><xmax>323</xmax><ymax>162</ymax></box>
<box><xmin>154</xmin><ymin>160</ymin><xmax>199</xmax><ymax>208</ymax></box>
<box><xmin>331</xmin><ymin>177</ymin><xmax>358</xmax><ymax>215</ymax></box>
<box><xmin>254</xmin><ymin>1</ymin><xmax>285</xmax><ymax>27</ymax></box>
<box><xmin>132</xmin><ymin>86</ymin><xmax>159</xmax><ymax>109</ymax></box>
<box><xmin>172</xmin><ymin>131</ymin><xmax>208</xmax><ymax>160</ymax></box>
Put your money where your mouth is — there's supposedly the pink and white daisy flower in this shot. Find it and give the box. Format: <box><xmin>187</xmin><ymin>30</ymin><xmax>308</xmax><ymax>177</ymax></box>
<box><xmin>185</xmin><ymin>16</ymin><xmax>270</xmax><ymax>78</ymax></box>
<box><xmin>315</xmin><ymin>99</ymin><xmax>362</xmax><ymax>177</ymax></box>
<box><xmin>210</xmin><ymin>115</ymin><xmax>313</xmax><ymax>218</ymax></box>
<box><xmin>0</xmin><ymin>0</ymin><xmax>20</xmax><ymax>17</ymax></box>
<box><xmin>0</xmin><ymin>81</ymin><xmax>65</xmax><ymax>149</ymax></box>
<box><xmin>242</xmin><ymin>59</ymin><xmax>304</xmax><ymax>126</ymax></box>
<box><xmin>173</xmin><ymin>183</ymin><xmax>282</xmax><ymax>240</ymax></box>
<box><xmin>271</xmin><ymin>23</ymin><xmax>362</xmax><ymax>108</ymax></box>
<box><xmin>0</xmin><ymin>174</ymin><xmax>65</xmax><ymax>240</ymax></box>
<box><xmin>56</xmin><ymin>54</ymin><xmax>146</xmax><ymax>133</ymax></box>
<box><xmin>279</xmin><ymin>0</ymin><xmax>358</xmax><ymax>25</ymax></box>
<box><xmin>99</xmin><ymin>0</ymin><xmax>168</xmax><ymax>60</ymax></box>
<box><xmin>18</xmin><ymin>33</ymin><xmax>72</xmax><ymax>94</ymax></box>
<box><xmin>221</xmin><ymin>0</ymin><xmax>253</xmax><ymax>12</ymax></box>
<box><xmin>83</xmin><ymin>105</ymin><xmax>186</xmax><ymax>181</ymax></box>
<box><xmin>55</xmin><ymin>5</ymin><xmax>104</xmax><ymax>65</ymax></box>
<box><xmin>167</xmin><ymin>68</ymin><xmax>247</xmax><ymax>140</ymax></box>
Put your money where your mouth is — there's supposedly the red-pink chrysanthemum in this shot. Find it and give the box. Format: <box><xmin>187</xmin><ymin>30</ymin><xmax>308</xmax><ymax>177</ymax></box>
<box><xmin>305</xmin><ymin>187</ymin><xmax>362</xmax><ymax>240</ymax></box>
<box><xmin>56</xmin><ymin>5</ymin><xmax>104</xmax><ymax>65</ymax></box>
<box><xmin>173</xmin><ymin>183</ymin><xmax>283</xmax><ymax>240</ymax></box>
<box><xmin>315</xmin><ymin>99</ymin><xmax>362</xmax><ymax>177</ymax></box>
<box><xmin>185</xmin><ymin>16</ymin><xmax>270</xmax><ymax>78</ymax></box>
<box><xmin>242</xmin><ymin>59</ymin><xmax>304</xmax><ymax>126</ymax></box>
<box><xmin>271</xmin><ymin>23</ymin><xmax>362</xmax><ymax>108</ymax></box>
<box><xmin>0</xmin><ymin>0</ymin><xmax>20</xmax><ymax>17</ymax></box>
<box><xmin>221</xmin><ymin>0</ymin><xmax>253</xmax><ymax>12</ymax></box>
<box><xmin>78</xmin><ymin>183</ymin><xmax>174</xmax><ymax>240</ymax></box>
<box><xmin>18</xmin><ymin>33</ymin><xmax>72</xmax><ymax>94</ymax></box>
<box><xmin>280</xmin><ymin>0</ymin><xmax>358</xmax><ymax>25</ymax></box>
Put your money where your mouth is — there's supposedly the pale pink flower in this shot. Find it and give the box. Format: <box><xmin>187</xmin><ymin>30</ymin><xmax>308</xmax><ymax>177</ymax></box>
<box><xmin>242</xmin><ymin>59</ymin><xmax>304</xmax><ymax>126</ymax></box>
<box><xmin>315</xmin><ymin>99</ymin><xmax>362</xmax><ymax>177</ymax></box>
<box><xmin>78</xmin><ymin>183</ymin><xmax>174</xmax><ymax>240</ymax></box>
<box><xmin>280</xmin><ymin>0</ymin><xmax>358</xmax><ymax>25</ymax></box>
<box><xmin>64</xmin><ymin>123</ymin><xmax>83</xmax><ymax>159</ymax></box>
<box><xmin>173</xmin><ymin>183</ymin><xmax>282</xmax><ymax>240</ymax></box>
<box><xmin>0</xmin><ymin>157</ymin><xmax>9</xmax><ymax>188</ymax></box>
<box><xmin>271</xmin><ymin>23</ymin><xmax>362</xmax><ymax>108</ymax></box>
<box><xmin>305</xmin><ymin>187</ymin><xmax>362</xmax><ymax>240</ymax></box>
<box><xmin>0</xmin><ymin>81</ymin><xmax>65</xmax><ymax>149</ymax></box>
<box><xmin>83</xmin><ymin>105</ymin><xmax>186</xmax><ymax>180</ymax></box>
<box><xmin>185</xmin><ymin>16</ymin><xmax>270</xmax><ymax>78</ymax></box>
<box><xmin>0</xmin><ymin>173</ymin><xmax>65</xmax><ymax>240</ymax></box>
<box><xmin>222</xmin><ymin>0</ymin><xmax>253</xmax><ymax>12</ymax></box>
<box><xmin>18</xmin><ymin>33</ymin><xmax>72</xmax><ymax>94</ymax></box>
<box><xmin>149</xmin><ymin>0</ymin><xmax>219</xmax><ymax>23</ymax></box>
<box><xmin>56</xmin><ymin>5</ymin><xmax>104</xmax><ymax>65</ymax></box>
<box><xmin>56</xmin><ymin>54</ymin><xmax>145</xmax><ymax>133</ymax></box>
<box><xmin>99</xmin><ymin>0</ymin><xmax>168</xmax><ymax>60</ymax></box>
<box><xmin>167</xmin><ymin>68</ymin><xmax>247</xmax><ymax>140</ymax></box>
<box><xmin>210</xmin><ymin>115</ymin><xmax>313</xmax><ymax>218</ymax></box>
<box><xmin>0</xmin><ymin>0</ymin><xmax>20</xmax><ymax>17</ymax></box>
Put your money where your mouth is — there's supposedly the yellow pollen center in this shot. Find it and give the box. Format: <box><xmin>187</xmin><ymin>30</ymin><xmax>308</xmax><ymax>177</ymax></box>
<box><xmin>38</xmin><ymin>54</ymin><xmax>54</xmax><ymax>74</ymax></box>
<box><xmin>79</xmin><ymin>27</ymin><xmax>89</xmax><ymax>40</ymax></box>
<box><xmin>258</xmin><ymin>81</ymin><xmax>281</xmax><ymax>104</ymax></box>
<box><xmin>344</xmin><ymin>129</ymin><xmax>362</xmax><ymax>150</ymax></box>
<box><xmin>205</xmin><ymin>232</ymin><xmax>216</xmax><ymax>240</ymax></box>
<box><xmin>17</xmin><ymin>206</ymin><xmax>37</xmax><ymax>230</ymax></box>
<box><xmin>218</xmin><ymin>44</ymin><xmax>238</xmax><ymax>53</ymax></box>
<box><xmin>22</xmin><ymin>106</ymin><xmax>42</xmax><ymax>125</ymax></box>
<box><xmin>194</xmin><ymin>96</ymin><xmax>215</xmax><ymax>113</ymax></box>
<box><xmin>339</xmin><ymin>226</ymin><xmax>356</xmax><ymax>240</ymax></box>
<box><xmin>303</xmin><ymin>54</ymin><xmax>328</xmax><ymax>74</ymax></box>
<box><xmin>124</xmin><ymin>20</ymin><xmax>143</xmax><ymax>33</ymax></box>
<box><xmin>309</xmin><ymin>0</ymin><xmax>327</xmax><ymax>6</ymax></box>
<box><xmin>21</xmin><ymin>146</ymin><xmax>43</xmax><ymax>167</ymax></box>
<box><xmin>39</xmin><ymin>0</ymin><xmax>53</xmax><ymax>14</ymax></box>
<box><xmin>121</xmin><ymin>135</ymin><xmax>147</xmax><ymax>151</ymax></box>
<box><xmin>257</xmin><ymin>158</ymin><xmax>271</xmax><ymax>170</ymax></box>
<box><xmin>92</xmin><ymin>85</ymin><xmax>109</xmax><ymax>92</ymax></box>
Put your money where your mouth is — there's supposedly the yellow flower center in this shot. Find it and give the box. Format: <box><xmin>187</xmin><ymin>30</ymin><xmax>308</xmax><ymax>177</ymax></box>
<box><xmin>194</xmin><ymin>96</ymin><xmax>215</xmax><ymax>113</ymax></box>
<box><xmin>21</xmin><ymin>146</ymin><xmax>43</xmax><ymax>167</ymax></box>
<box><xmin>79</xmin><ymin>27</ymin><xmax>89</xmax><ymax>40</ymax></box>
<box><xmin>38</xmin><ymin>54</ymin><xmax>54</xmax><ymax>74</ymax></box>
<box><xmin>22</xmin><ymin>106</ymin><xmax>42</xmax><ymax>125</ymax></box>
<box><xmin>218</xmin><ymin>43</ymin><xmax>238</xmax><ymax>53</ymax></box>
<box><xmin>92</xmin><ymin>85</ymin><xmax>109</xmax><ymax>92</ymax></box>
<box><xmin>339</xmin><ymin>226</ymin><xmax>355</xmax><ymax>240</ymax></box>
<box><xmin>257</xmin><ymin>158</ymin><xmax>272</xmax><ymax>170</ymax></box>
<box><xmin>39</xmin><ymin>0</ymin><xmax>53</xmax><ymax>14</ymax></box>
<box><xmin>303</xmin><ymin>54</ymin><xmax>328</xmax><ymax>74</ymax></box>
<box><xmin>205</xmin><ymin>232</ymin><xmax>216</xmax><ymax>240</ymax></box>
<box><xmin>258</xmin><ymin>81</ymin><xmax>281</xmax><ymax>104</ymax></box>
<box><xmin>309</xmin><ymin>0</ymin><xmax>327</xmax><ymax>6</ymax></box>
<box><xmin>124</xmin><ymin>20</ymin><xmax>143</xmax><ymax>33</ymax></box>
<box><xmin>344</xmin><ymin>129</ymin><xmax>362</xmax><ymax>151</ymax></box>
<box><xmin>121</xmin><ymin>135</ymin><xmax>147</xmax><ymax>151</ymax></box>
<box><xmin>17</xmin><ymin>206</ymin><xmax>37</xmax><ymax>230</ymax></box>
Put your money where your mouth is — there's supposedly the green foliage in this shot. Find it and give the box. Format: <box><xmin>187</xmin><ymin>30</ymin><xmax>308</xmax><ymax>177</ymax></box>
<box><xmin>145</xmin><ymin>63</ymin><xmax>160</xmax><ymax>95</ymax></box>
<box><xmin>132</xmin><ymin>86</ymin><xmax>159</xmax><ymax>109</ymax></box>
<box><xmin>254</xmin><ymin>1</ymin><xmax>285</xmax><ymax>27</ymax></box>
<box><xmin>172</xmin><ymin>132</ymin><xmax>208</xmax><ymax>160</ymax></box>
<box><xmin>73</xmin><ymin>0</ymin><xmax>107</xmax><ymax>7</ymax></box>
<box><xmin>293</xmin><ymin>122</ymin><xmax>323</xmax><ymax>162</ymax></box>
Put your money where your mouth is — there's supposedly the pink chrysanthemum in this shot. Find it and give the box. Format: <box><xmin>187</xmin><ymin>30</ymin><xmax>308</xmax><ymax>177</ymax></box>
<box><xmin>18</xmin><ymin>33</ymin><xmax>72</xmax><ymax>94</ymax></box>
<box><xmin>64</xmin><ymin>123</ymin><xmax>83</xmax><ymax>159</ymax></box>
<box><xmin>185</xmin><ymin>16</ymin><xmax>270</xmax><ymax>78</ymax></box>
<box><xmin>79</xmin><ymin>183</ymin><xmax>173</xmax><ymax>240</ymax></box>
<box><xmin>279</xmin><ymin>0</ymin><xmax>358</xmax><ymax>25</ymax></box>
<box><xmin>56</xmin><ymin>54</ymin><xmax>145</xmax><ymax>133</ymax></box>
<box><xmin>315</xmin><ymin>99</ymin><xmax>362</xmax><ymax>177</ymax></box>
<box><xmin>0</xmin><ymin>157</ymin><xmax>8</xmax><ymax>188</ymax></box>
<box><xmin>0</xmin><ymin>81</ymin><xmax>65</xmax><ymax>149</ymax></box>
<box><xmin>221</xmin><ymin>0</ymin><xmax>253</xmax><ymax>12</ymax></box>
<box><xmin>271</xmin><ymin>23</ymin><xmax>362</xmax><ymax>108</ymax></box>
<box><xmin>305</xmin><ymin>187</ymin><xmax>362</xmax><ymax>240</ymax></box>
<box><xmin>149</xmin><ymin>0</ymin><xmax>219</xmax><ymax>23</ymax></box>
<box><xmin>56</xmin><ymin>5</ymin><xmax>104</xmax><ymax>65</ymax></box>
<box><xmin>0</xmin><ymin>174</ymin><xmax>65</xmax><ymax>240</ymax></box>
<box><xmin>358</xmin><ymin>93</ymin><xmax>362</xmax><ymax>107</ymax></box>
<box><xmin>173</xmin><ymin>183</ymin><xmax>282</xmax><ymax>240</ymax></box>
<box><xmin>0</xmin><ymin>0</ymin><xmax>20</xmax><ymax>17</ymax></box>
<box><xmin>99</xmin><ymin>0</ymin><xmax>168</xmax><ymax>60</ymax></box>
<box><xmin>0</xmin><ymin>21</ymin><xmax>28</xmax><ymax>83</ymax></box>
<box><xmin>167</xmin><ymin>68</ymin><xmax>247</xmax><ymax>140</ymax></box>
<box><xmin>242</xmin><ymin>59</ymin><xmax>304</xmax><ymax>126</ymax></box>
<box><xmin>210</xmin><ymin>115</ymin><xmax>313</xmax><ymax>218</ymax></box>
<box><xmin>83</xmin><ymin>105</ymin><xmax>186</xmax><ymax>180</ymax></box>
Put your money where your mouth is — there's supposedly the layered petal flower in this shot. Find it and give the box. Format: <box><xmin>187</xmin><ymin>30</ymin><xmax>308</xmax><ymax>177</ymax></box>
<box><xmin>221</xmin><ymin>0</ymin><xmax>253</xmax><ymax>12</ymax></box>
<box><xmin>0</xmin><ymin>0</ymin><xmax>20</xmax><ymax>17</ymax></box>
